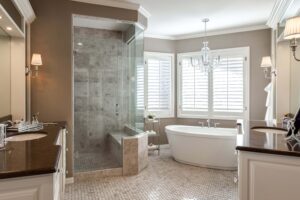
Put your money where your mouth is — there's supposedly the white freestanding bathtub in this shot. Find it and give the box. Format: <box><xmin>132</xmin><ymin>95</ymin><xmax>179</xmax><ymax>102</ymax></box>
<box><xmin>165</xmin><ymin>125</ymin><xmax>237</xmax><ymax>170</ymax></box>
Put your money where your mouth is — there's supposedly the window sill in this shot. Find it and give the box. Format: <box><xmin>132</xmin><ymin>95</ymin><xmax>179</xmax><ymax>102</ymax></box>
<box><xmin>177</xmin><ymin>114</ymin><xmax>244</xmax><ymax>120</ymax></box>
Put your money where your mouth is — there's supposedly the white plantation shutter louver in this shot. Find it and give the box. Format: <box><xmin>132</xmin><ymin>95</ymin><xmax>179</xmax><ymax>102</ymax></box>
<box><xmin>136</xmin><ymin>64</ymin><xmax>144</xmax><ymax>111</ymax></box>
<box><xmin>144</xmin><ymin>53</ymin><xmax>174</xmax><ymax>118</ymax></box>
<box><xmin>213</xmin><ymin>56</ymin><xmax>244</xmax><ymax>114</ymax></box>
<box><xmin>181</xmin><ymin>58</ymin><xmax>209</xmax><ymax>113</ymax></box>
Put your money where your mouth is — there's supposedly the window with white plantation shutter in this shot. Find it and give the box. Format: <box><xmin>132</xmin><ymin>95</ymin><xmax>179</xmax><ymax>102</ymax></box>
<box><xmin>144</xmin><ymin>52</ymin><xmax>174</xmax><ymax>118</ymax></box>
<box><xmin>178</xmin><ymin>47</ymin><xmax>249</xmax><ymax>119</ymax></box>
<box><xmin>181</xmin><ymin>58</ymin><xmax>209</xmax><ymax>113</ymax></box>
<box><xmin>213</xmin><ymin>57</ymin><xmax>244</xmax><ymax>115</ymax></box>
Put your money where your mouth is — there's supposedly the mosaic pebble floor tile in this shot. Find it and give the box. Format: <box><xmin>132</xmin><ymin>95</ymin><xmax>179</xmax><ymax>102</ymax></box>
<box><xmin>66</xmin><ymin>148</ymin><xmax>238</xmax><ymax>200</ymax></box>
<box><xmin>74</xmin><ymin>150</ymin><xmax>121</xmax><ymax>172</ymax></box>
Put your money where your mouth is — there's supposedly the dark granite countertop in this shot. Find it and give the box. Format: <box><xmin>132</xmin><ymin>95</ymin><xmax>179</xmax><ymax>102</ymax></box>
<box><xmin>236</xmin><ymin>120</ymin><xmax>300</xmax><ymax>157</ymax></box>
<box><xmin>0</xmin><ymin>122</ymin><xmax>66</xmax><ymax>179</ymax></box>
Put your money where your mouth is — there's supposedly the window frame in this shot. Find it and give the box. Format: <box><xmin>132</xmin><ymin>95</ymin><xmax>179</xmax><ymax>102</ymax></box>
<box><xmin>177</xmin><ymin>47</ymin><xmax>250</xmax><ymax>120</ymax></box>
<box><xmin>144</xmin><ymin>51</ymin><xmax>175</xmax><ymax>118</ymax></box>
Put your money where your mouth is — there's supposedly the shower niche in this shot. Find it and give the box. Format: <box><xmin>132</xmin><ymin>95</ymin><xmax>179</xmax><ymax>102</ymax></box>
<box><xmin>73</xmin><ymin>15</ymin><xmax>145</xmax><ymax>172</ymax></box>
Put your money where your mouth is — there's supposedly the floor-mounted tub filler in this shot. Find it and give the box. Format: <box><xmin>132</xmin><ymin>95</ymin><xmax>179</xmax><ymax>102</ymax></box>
<box><xmin>166</xmin><ymin>125</ymin><xmax>237</xmax><ymax>170</ymax></box>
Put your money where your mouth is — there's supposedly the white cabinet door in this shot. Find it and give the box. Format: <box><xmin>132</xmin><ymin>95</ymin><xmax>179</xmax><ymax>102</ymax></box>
<box><xmin>0</xmin><ymin>188</ymin><xmax>39</xmax><ymax>200</ymax></box>
<box><xmin>238</xmin><ymin>151</ymin><xmax>300</xmax><ymax>200</ymax></box>
<box><xmin>0</xmin><ymin>175</ymin><xmax>55</xmax><ymax>200</ymax></box>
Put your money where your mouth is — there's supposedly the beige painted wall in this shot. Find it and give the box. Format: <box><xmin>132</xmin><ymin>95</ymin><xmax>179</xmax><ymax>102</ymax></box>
<box><xmin>29</xmin><ymin>0</ymin><xmax>147</xmax><ymax>177</ymax></box>
<box><xmin>144</xmin><ymin>38</ymin><xmax>176</xmax><ymax>53</ymax></box>
<box><xmin>276</xmin><ymin>41</ymin><xmax>291</xmax><ymax>119</ymax></box>
<box><xmin>145</xmin><ymin>29</ymin><xmax>272</xmax><ymax>144</ymax></box>
<box><xmin>11</xmin><ymin>37</ymin><xmax>26</xmax><ymax>121</ymax></box>
<box><xmin>0</xmin><ymin>34</ymin><xmax>11</xmax><ymax>117</ymax></box>
<box><xmin>277</xmin><ymin>38</ymin><xmax>300</xmax><ymax>116</ymax></box>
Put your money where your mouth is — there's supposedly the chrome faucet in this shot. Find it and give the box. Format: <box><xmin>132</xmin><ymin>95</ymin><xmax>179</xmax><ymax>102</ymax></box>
<box><xmin>207</xmin><ymin>119</ymin><xmax>211</xmax><ymax>128</ymax></box>
<box><xmin>199</xmin><ymin>119</ymin><xmax>220</xmax><ymax>128</ymax></box>
<box><xmin>198</xmin><ymin>121</ymin><xmax>204</xmax><ymax>127</ymax></box>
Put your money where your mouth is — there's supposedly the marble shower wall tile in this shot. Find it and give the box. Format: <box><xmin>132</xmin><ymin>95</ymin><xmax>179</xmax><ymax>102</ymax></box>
<box><xmin>74</xmin><ymin>27</ymin><xmax>130</xmax><ymax>154</ymax></box>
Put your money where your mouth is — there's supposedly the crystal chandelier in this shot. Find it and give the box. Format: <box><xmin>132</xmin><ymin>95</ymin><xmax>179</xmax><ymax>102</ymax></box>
<box><xmin>191</xmin><ymin>18</ymin><xmax>220</xmax><ymax>72</ymax></box>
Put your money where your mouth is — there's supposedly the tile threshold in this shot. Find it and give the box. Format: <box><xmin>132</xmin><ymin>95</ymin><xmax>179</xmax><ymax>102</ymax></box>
<box><xmin>74</xmin><ymin>167</ymin><xmax>123</xmax><ymax>182</ymax></box>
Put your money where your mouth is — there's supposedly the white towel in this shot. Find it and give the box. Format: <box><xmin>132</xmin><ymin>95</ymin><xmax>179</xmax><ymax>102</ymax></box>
<box><xmin>264</xmin><ymin>82</ymin><xmax>273</xmax><ymax>121</ymax></box>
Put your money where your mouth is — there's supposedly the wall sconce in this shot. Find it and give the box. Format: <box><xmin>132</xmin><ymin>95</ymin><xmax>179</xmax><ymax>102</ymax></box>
<box><xmin>261</xmin><ymin>56</ymin><xmax>276</xmax><ymax>79</ymax></box>
<box><xmin>26</xmin><ymin>54</ymin><xmax>43</xmax><ymax>77</ymax></box>
<box><xmin>284</xmin><ymin>16</ymin><xmax>300</xmax><ymax>62</ymax></box>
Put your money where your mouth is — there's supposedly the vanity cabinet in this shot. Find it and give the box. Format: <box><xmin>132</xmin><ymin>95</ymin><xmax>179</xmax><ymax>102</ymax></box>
<box><xmin>238</xmin><ymin>151</ymin><xmax>300</xmax><ymax>200</ymax></box>
<box><xmin>0</xmin><ymin>128</ymin><xmax>66</xmax><ymax>200</ymax></box>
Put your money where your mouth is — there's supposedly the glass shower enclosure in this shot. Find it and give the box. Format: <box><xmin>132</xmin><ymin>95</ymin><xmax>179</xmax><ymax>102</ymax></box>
<box><xmin>73</xmin><ymin>16</ymin><xmax>145</xmax><ymax>172</ymax></box>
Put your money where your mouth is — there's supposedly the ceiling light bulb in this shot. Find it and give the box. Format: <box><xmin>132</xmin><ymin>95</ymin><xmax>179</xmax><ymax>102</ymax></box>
<box><xmin>0</xmin><ymin>16</ymin><xmax>2</xmax><ymax>19</ymax></box>
<box><xmin>77</xmin><ymin>42</ymin><xmax>83</xmax><ymax>46</ymax></box>
<box><xmin>6</xmin><ymin>27</ymin><xmax>12</xmax><ymax>31</ymax></box>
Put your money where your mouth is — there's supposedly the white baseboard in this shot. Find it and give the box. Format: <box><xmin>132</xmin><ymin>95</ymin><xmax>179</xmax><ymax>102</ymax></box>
<box><xmin>66</xmin><ymin>177</ymin><xmax>74</xmax><ymax>184</ymax></box>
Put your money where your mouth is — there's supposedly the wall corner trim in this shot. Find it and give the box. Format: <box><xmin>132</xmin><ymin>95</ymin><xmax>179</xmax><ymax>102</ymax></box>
<box><xmin>12</xmin><ymin>0</ymin><xmax>36</xmax><ymax>24</ymax></box>
<box><xmin>267</xmin><ymin>0</ymin><xmax>294</xmax><ymax>29</ymax></box>
<box><xmin>138</xmin><ymin>6</ymin><xmax>151</xmax><ymax>18</ymax></box>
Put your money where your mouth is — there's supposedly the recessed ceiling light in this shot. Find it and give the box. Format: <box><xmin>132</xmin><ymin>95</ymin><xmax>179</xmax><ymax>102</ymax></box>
<box><xmin>0</xmin><ymin>16</ymin><xmax>2</xmax><ymax>19</ymax></box>
<box><xmin>6</xmin><ymin>27</ymin><xmax>12</xmax><ymax>31</ymax></box>
<box><xmin>77</xmin><ymin>42</ymin><xmax>83</xmax><ymax>46</ymax></box>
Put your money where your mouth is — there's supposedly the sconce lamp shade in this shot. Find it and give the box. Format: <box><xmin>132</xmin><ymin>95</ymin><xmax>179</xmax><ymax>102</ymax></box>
<box><xmin>261</xmin><ymin>56</ymin><xmax>272</xmax><ymax>68</ymax></box>
<box><xmin>284</xmin><ymin>16</ymin><xmax>300</xmax><ymax>40</ymax></box>
<box><xmin>31</xmin><ymin>54</ymin><xmax>43</xmax><ymax>66</ymax></box>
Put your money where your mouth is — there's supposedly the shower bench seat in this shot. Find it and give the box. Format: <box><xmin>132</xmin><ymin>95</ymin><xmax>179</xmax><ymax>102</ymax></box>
<box><xmin>108</xmin><ymin>128</ymin><xmax>149</xmax><ymax>175</ymax></box>
<box><xmin>109</xmin><ymin>131</ymin><xmax>131</xmax><ymax>145</ymax></box>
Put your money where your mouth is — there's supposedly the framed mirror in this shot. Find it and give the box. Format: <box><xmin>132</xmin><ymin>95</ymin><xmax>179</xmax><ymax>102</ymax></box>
<box><xmin>290</xmin><ymin>45</ymin><xmax>300</xmax><ymax>114</ymax></box>
<box><xmin>0</xmin><ymin>27</ymin><xmax>11</xmax><ymax>117</ymax></box>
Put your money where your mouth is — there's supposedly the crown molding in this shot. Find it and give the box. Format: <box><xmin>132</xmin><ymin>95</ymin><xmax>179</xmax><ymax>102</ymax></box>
<box><xmin>144</xmin><ymin>33</ymin><xmax>176</xmax><ymax>40</ymax></box>
<box><xmin>267</xmin><ymin>0</ymin><xmax>294</xmax><ymax>29</ymax></box>
<box><xmin>145</xmin><ymin>24</ymin><xmax>270</xmax><ymax>41</ymax></box>
<box><xmin>12</xmin><ymin>0</ymin><xmax>36</xmax><ymax>24</ymax></box>
<box><xmin>71</xmin><ymin>0</ymin><xmax>150</xmax><ymax>18</ymax></box>
<box><xmin>72</xmin><ymin>0</ymin><xmax>139</xmax><ymax>10</ymax></box>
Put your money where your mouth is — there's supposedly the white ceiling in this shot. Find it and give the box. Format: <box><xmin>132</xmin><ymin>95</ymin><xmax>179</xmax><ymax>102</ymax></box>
<box><xmin>125</xmin><ymin>0</ymin><xmax>276</xmax><ymax>38</ymax></box>
<box><xmin>73</xmin><ymin>0</ymin><xmax>280</xmax><ymax>39</ymax></box>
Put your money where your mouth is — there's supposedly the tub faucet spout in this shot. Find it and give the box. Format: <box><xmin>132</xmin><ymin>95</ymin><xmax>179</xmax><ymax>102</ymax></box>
<box><xmin>207</xmin><ymin>119</ymin><xmax>211</xmax><ymax>128</ymax></box>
